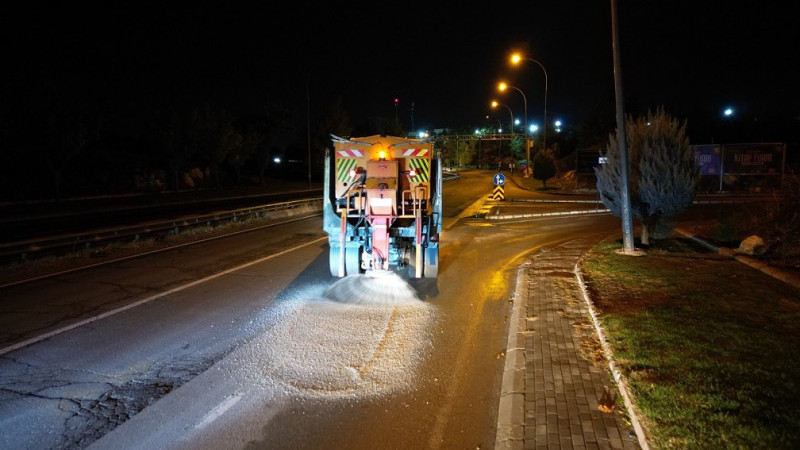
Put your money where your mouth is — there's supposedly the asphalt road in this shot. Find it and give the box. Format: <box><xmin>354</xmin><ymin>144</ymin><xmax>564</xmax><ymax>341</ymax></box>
<box><xmin>0</xmin><ymin>170</ymin><xmax>622</xmax><ymax>449</ymax></box>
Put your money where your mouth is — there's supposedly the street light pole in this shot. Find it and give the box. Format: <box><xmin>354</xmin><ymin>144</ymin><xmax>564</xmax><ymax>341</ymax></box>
<box><xmin>510</xmin><ymin>53</ymin><xmax>548</xmax><ymax>152</ymax></box>
<box><xmin>498</xmin><ymin>82</ymin><xmax>528</xmax><ymax>174</ymax></box>
<box><xmin>486</xmin><ymin>115</ymin><xmax>501</xmax><ymax>133</ymax></box>
<box><xmin>491</xmin><ymin>100</ymin><xmax>514</xmax><ymax>157</ymax></box>
<box><xmin>394</xmin><ymin>97</ymin><xmax>399</xmax><ymax>125</ymax></box>
<box><xmin>306</xmin><ymin>70</ymin><xmax>313</xmax><ymax>190</ymax></box>
<box><xmin>492</xmin><ymin>101</ymin><xmax>514</xmax><ymax>168</ymax></box>
<box><xmin>611</xmin><ymin>0</ymin><xmax>635</xmax><ymax>252</ymax></box>
<box><xmin>488</xmin><ymin>116</ymin><xmax>502</xmax><ymax>166</ymax></box>
<box><xmin>456</xmin><ymin>137</ymin><xmax>460</xmax><ymax>173</ymax></box>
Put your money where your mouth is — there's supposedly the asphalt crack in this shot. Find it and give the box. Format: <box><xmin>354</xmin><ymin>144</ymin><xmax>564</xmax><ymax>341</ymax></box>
<box><xmin>1</xmin><ymin>354</ymin><xmax>217</xmax><ymax>449</ymax></box>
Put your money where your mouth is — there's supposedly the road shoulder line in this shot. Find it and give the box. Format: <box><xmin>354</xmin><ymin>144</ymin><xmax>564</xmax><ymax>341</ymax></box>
<box><xmin>0</xmin><ymin>237</ymin><xmax>328</xmax><ymax>356</ymax></box>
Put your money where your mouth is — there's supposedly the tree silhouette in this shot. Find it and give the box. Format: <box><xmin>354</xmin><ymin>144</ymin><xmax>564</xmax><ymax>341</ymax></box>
<box><xmin>226</xmin><ymin>127</ymin><xmax>257</xmax><ymax>186</ymax></box>
<box><xmin>245</xmin><ymin>103</ymin><xmax>290</xmax><ymax>186</ymax></box>
<box><xmin>595</xmin><ymin>107</ymin><xmax>699</xmax><ymax>244</ymax></box>
<box><xmin>316</xmin><ymin>95</ymin><xmax>353</xmax><ymax>176</ymax></box>
<box><xmin>185</xmin><ymin>105</ymin><xmax>238</xmax><ymax>189</ymax></box>
<box><xmin>532</xmin><ymin>149</ymin><xmax>557</xmax><ymax>189</ymax></box>
<box><xmin>40</xmin><ymin>107</ymin><xmax>95</xmax><ymax>200</ymax></box>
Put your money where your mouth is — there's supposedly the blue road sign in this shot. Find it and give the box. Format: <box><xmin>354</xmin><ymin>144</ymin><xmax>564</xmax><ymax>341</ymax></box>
<box><xmin>493</xmin><ymin>173</ymin><xmax>506</xmax><ymax>186</ymax></box>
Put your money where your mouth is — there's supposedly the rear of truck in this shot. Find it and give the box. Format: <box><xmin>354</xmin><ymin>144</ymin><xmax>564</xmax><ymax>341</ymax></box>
<box><xmin>323</xmin><ymin>134</ymin><xmax>442</xmax><ymax>278</ymax></box>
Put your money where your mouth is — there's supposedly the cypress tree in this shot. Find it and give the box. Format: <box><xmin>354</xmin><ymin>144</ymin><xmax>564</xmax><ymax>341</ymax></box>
<box><xmin>595</xmin><ymin>107</ymin><xmax>699</xmax><ymax>244</ymax></box>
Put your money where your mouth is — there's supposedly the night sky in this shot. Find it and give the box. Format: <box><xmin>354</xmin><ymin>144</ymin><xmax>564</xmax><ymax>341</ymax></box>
<box><xmin>3</xmin><ymin>1</ymin><xmax>799</xmax><ymax>143</ymax></box>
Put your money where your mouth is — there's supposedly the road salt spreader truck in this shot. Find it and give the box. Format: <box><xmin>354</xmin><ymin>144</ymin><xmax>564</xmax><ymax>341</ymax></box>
<box><xmin>323</xmin><ymin>134</ymin><xmax>442</xmax><ymax>278</ymax></box>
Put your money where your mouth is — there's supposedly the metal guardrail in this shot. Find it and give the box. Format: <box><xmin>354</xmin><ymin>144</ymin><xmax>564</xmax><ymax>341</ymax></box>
<box><xmin>442</xmin><ymin>171</ymin><xmax>460</xmax><ymax>181</ymax></box>
<box><xmin>1</xmin><ymin>198</ymin><xmax>323</xmax><ymax>263</ymax></box>
<box><xmin>2</xmin><ymin>174</ymin><xmax>463</xmax><ymax>264</ymax></box>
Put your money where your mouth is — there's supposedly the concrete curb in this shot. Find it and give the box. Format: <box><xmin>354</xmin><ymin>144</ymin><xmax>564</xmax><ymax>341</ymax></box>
<box><xmin>574</xmin><ymin>259</ymin><xmax>652</xmax><ymax>450</ymax></box>
<box><xmin>487</xmin><ymin>208</ymin><xmax>610</xmax><ymax>220</ymax></box>
<box><xmin>507</xmin><ymin>198</ymin><xmax>604</xmax><ymax>203</ymax></box>
<box><xmin>495</xmin><ymin>261</ymin><xmax>530</xmax><ymax>450</ymax></box>
<box><xmin>675</xmin><ymin>228</ymin><xmax>800</xmax><ymax>290</ymax></box>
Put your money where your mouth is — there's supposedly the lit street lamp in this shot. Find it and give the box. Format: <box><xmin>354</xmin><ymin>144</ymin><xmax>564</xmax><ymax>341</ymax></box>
<box><xmin>492</xmin><ymin>101</ymin><xmax>514</xmax><ymax>167</ymax></box>
<box><xmin>491</xmin><ymin>100</ymin><xmax>514</xmax><ymax>142</ymax></box>
<box><xmin>498</xmin><ymin>81</ymin><xmax>529</xmax><ymax>172</ymax></box>
<box><xmin>510</xmin><ymin>52</ymin><xmax>549</xmax><ymax>153</ymax></box>
<box><xmin>491</xmin><ymin>101</ymin><xmax>514</xmax><ymax>138</ymax></box>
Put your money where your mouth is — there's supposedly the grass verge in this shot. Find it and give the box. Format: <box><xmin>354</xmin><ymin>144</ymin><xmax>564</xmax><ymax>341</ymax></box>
<box><xmin>581</xmin><ymin>237</ymin><xmax>800</xmax><ymax>449</ymax></box>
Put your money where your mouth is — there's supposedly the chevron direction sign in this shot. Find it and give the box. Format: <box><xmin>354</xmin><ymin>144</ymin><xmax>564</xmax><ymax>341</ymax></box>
<box><xmin>491</xmin><ymin>185</ymin><xmax>505</xmax><ymax>200</ymax></box>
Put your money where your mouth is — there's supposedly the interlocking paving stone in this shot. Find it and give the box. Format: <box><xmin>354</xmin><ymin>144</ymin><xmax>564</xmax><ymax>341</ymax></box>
<box><xmin>521</xmin><ymin>240</ymin><xmax>640</xmax><ymax>449</ymax></box>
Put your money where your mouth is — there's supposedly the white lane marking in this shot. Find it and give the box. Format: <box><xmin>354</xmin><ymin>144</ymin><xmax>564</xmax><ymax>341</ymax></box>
<box><xmin>195</xmin><ymin>393</ymin><xmax>244</xmax><ymax>430</ymax></box>
<box><xmin>0</xmin><ymin>236</ymin><xmax>328</xmax><ymax>356</ymax></box>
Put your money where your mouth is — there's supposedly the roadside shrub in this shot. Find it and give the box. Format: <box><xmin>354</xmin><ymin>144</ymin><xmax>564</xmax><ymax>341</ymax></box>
<box><xmin>763</xmin><ymin>175</ymin><xmax>800</xmax><ymax>267</ymax></box>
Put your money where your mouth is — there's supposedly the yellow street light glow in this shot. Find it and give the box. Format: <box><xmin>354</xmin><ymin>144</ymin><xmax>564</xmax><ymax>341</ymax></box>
<box><xmin>498</xmin><ymin>82</ymin><xmax>507</xmax><ymax>92</ymax></box>
<box><xmin>508</xmin><ymin>50</ymin><xmax>549</xmax><ymax>152</ymax></box>
<box><xmin>491</xmin><ymin>100</ymin><xmax>499</xmax><ymax>108</ymax></box>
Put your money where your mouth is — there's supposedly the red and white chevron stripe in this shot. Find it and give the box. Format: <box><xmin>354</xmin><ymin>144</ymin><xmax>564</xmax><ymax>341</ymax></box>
<box><xmin>401</xmin><ymin>149</ymin><xmax>429</xmax><ymax>157</ymax></box>
<box><xmin>336</xmin><ymin>149</ymin><xmax>364</xmax><ymax>157</ymax></box>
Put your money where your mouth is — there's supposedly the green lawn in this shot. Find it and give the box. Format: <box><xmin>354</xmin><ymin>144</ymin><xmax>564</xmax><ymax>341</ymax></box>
<box><xmin>581</xmin><ymin>238</ymin><xmax>800</xmax><ymax>449</ymax></box>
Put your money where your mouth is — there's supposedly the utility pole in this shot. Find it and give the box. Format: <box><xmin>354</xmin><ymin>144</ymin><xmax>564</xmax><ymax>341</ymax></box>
<box><xmin>306</xmin><ymin>70</ymin><xmax>313</xmax><ymax>190</ymax></box>
<box><xmin>410</xmin><ymin>101</ymin><xmax>415</xmax><ymax>134</ymax></box>
<box><xmin>611</xmin><ymin>0</ymin><xmax>635</xmax><ymax>252</ymax></box>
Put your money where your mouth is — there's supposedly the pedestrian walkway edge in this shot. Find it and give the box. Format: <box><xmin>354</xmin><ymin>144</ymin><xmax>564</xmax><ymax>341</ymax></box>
<box><xmin>495</xmin><ymin>261</ymin><xmax>530</xmax><ymax>450</ymax></box>
<box><xmin>574</xmin><ymin>258</ymin><xmax>651</xmax><ymax>450</ymax></box>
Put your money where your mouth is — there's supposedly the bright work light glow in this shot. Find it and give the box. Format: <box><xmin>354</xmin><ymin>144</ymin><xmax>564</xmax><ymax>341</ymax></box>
<box><xmin>529</xmin><ymin>124</ymin><xmax>539</xmax><ymax>133</ymax></box>
<box><xmin>273</xmin><ymin>157</ymin><xmax>281</xmax><ymax>163</ymax></box>
<box><xmin>724</xmin><ymin>107</ymin><xmax>734</xmax><ymax>117</ymax></box>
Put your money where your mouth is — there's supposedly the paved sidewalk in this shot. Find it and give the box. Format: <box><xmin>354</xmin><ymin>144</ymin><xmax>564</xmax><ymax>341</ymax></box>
<box><xmin>497</xmin><ymin>238</ymin><xmax>642</xmax><ymax>450</ymax></box>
